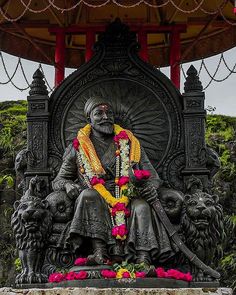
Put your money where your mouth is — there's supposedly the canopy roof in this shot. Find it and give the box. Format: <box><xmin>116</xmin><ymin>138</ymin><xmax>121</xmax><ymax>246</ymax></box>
<box><xmin>0</xmin><ymin>0</ymin><xmax>236</xmax><ymax>67</ymax></box>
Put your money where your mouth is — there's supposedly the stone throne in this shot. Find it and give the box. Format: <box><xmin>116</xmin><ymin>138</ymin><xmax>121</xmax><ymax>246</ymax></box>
<box><xmin>13</xmin><ymin>19</ymin><xmax>223</xmax><ymax>286</ymax></box>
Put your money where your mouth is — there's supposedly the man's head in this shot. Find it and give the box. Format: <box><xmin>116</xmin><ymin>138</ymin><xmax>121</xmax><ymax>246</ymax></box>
<box><xmin>84</xmin><ymin>97</ymin><xmax>114</xmax><ymax>135</ymax></box>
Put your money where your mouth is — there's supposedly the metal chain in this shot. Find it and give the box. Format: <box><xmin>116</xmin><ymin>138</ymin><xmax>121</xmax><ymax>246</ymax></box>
<box><xmin>181</xmin><ymin>52</ymin><xmax>236</xmax><ymax>90</ymax></box>
<box><xmin>0</xmin><ymin>52</ymin><xmax>20</xmax><ymax>84</ymax></box>
<box><xmin>19</xmin><ymin>59</ymin><xmax>30</xmax><ymax>86</ymax></box>
<box><xmin>0</xmin><ymin>52</ymin><xmax>54</xmax><ymax>92</ymax></box>
<box><xmin>0</xmin><ymin>52</ymin><xmax>29</xmax><ymax>90</ymax></box>
<box><xmin>222</xmin><ymin>52</ymin><xmax>236</xmax><ymax>73</ymax></box>
<box><xmin>1</xmin><ymin>53</ymin><xmax>29</xmax><ymax>91</ymax></box>
<box><xmin>38</xmin><ymin>64</ymin><xmax>54</xmax><ymax>93</ymax></box>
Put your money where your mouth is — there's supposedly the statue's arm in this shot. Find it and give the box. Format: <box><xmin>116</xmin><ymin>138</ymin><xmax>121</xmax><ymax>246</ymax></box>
<box><xmin>52</xmin><ymin>144</ymin><xmax>78</xmax><ymax>191</ymax></box>
<box><xmin>139</xmin><ymin>146</ymin><xmax>162</xmax><ymax>189</ymax></box>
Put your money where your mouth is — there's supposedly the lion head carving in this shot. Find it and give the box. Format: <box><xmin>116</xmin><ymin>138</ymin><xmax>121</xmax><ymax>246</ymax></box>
<box><xmin>181</xmin><ymin>190</ymin><xmax>225</xmax><ymax>265</ymax></box>
<box><xmin>11</xmin><ymin>196</ymin><xmax>52</xmax><ymax>250</ymax></box>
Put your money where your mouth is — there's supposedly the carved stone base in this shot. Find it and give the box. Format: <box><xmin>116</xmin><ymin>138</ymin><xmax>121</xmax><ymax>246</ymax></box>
<box><xmin>0</xmin><ymin>287</ymin><xmax>232</xmax><ymax>295</ymax></box>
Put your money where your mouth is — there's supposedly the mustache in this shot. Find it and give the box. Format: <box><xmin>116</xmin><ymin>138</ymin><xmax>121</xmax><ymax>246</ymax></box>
<box><xmin>98</xmin><ymin>120</ymin><xmax>113</xmax><ymax>125</ymax></box>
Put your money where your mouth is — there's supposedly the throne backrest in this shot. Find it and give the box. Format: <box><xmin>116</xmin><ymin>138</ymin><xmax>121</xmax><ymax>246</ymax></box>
<box><xmin>26</xmin><ymin>20</ymin><xmax>208</xmax><ymax>194</ymax></box>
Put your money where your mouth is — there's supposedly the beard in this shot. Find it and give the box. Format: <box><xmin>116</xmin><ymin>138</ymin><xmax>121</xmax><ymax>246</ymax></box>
<box><xmin>92</xmin><ymin>123</ymin><xmax>114</xmax><ymax>135</ymax></box>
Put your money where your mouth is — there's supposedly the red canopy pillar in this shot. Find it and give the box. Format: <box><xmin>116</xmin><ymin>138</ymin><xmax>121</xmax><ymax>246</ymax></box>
<box><xmin>54</xmin><ymin>29</ymin><xmax>65</xmax><ymax>87</ymax></box>
<box><xmin>138</xmin><ymin>30</ymin><xmax>148</xmax><ymax>62</ymax></box>
<box><xmin>170</xmin><ymin>28</ymin><xmax>181</xmax><ymax>89</ymax></box>
<box><xmin>86</xmin><ymin>30</ymin><xmax>96</xmax><ymax>62</ymax></box>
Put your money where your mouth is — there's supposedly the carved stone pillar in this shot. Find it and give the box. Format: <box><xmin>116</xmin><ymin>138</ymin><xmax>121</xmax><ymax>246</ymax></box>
<box><xmin>25</xmin><ymin>69</ymin><xmax>51</xmax><ymax>194</ymax></box>
<box><xmin>182</xmin><ymin>65</ymin><xmax>210</xmax><ymax>190</ymax></box>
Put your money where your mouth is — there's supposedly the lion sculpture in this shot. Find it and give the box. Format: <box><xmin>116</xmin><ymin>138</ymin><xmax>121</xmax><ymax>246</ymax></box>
<box><xmin>181</xmin><ymin>190</ymin><xmax>225</xmax><ymax>268</ymax></box>
<box><xmin>11</xmin><ymin>176</ymin><xmax>52</xmax><ymax>284</ymax></box>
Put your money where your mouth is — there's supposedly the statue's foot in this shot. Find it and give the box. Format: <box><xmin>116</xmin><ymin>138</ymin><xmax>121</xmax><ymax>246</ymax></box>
<box><xmin>87</xmin><ymin>248</ymin><xmax>109</xmax><ymax>265</ymax></box>
<box><xmin>16</xmin><ymin>272</ymin><xmax>28</xmax><ymax>284</ymax></box>
<box><xmin>27</xmin><ymin>272</ymin><xmax>48</xmax><ymax>284</ymax></box>
<box><xmin>136</xmin><ymin>250</ymin><xmax>151</xmax><ymax>267</ymax></box>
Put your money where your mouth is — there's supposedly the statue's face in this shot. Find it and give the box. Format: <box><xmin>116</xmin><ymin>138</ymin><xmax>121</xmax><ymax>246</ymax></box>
<box><xmin>90</xmin><ymin>104</ymin><xmax>114</xmax><ymax>135</ymax></box>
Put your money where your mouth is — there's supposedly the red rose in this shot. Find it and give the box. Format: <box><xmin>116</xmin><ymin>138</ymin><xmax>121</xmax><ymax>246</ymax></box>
<box><xmin>90</xmin><ymin>176</ymin><xmax>105</xmax><ymax>186</ymax></box>
<box><xmin>74</xmin><ymin>257</ymin><xmax>87</xmax><ymax>266</ymax></box>
<box><xmin>155</xmin><ymin>267</ymin><xmax>167</xmax><ymax>278</ymax></box>
<box><xmin>122</xmin><ymin>271</ymin><xmax>131</xmax><ymax>278</ymax></box>
<box><xmin>134</xmin><ymin>169</ymin><xmax>151</xmax><ymax>180</ymax></box>
<box><xmin>112</xmin><ymin>224</ymin><xmax>128</xmax><ymax>237</ymax></box>
<box><xmin>111</xmin><ymin>226</ymin><xmax>119</xmax><ymax>236</ymax></box>
<box><xmin>118</xmin><ymin>224</ymin><xmax>128</xmax><ymax>236</ymax></box>
<box><xmin>75</xmin><ymin>271</ymin><xmax>88</xmax><ymax>280</ymax></box>
<box><xmin>135</xmin><ymin>271</ymin><xmax>146</xmax><ymax>278</ymax></box>
<box><xmin>134</xmin><ymin>170</ymin><xmax>143</xmax><ymax>180</ymax></box>
<box><xmin>73</xmin><ymin>138</ymin><xmax>79</xmax><ymax>150</ymax></box>
<box><xmin>48</xmin><ymin>272</ymin><xmax>65</xmax><ymax>283</ymax></box>
<box><xmin>65</xmin><ymin>271</ymin><xmax>77</xmax><ymax>281</ymax></box>
<box><xmin>117</xmin><ymin>176</ymin><xmax>130</xmax><ymax>187</ymax></box>
<box><xmin>114</xmin><ymin>131</ymin><xmax>129</xmax><ymax>142</ymax></box>
<box><xmin>183</xmin><ymin>272</ymin><xmax>192</xmax><ymax>282</ymax></box>
<box><xmin>101</xmin><ymin>270</ymin><xmax>117</xmax><ymax>278</ymax></box>
<box><xmin>166</xmin><ymin>269</ymin><xmax>182</xmax><ymax>280</ymax></box>
<box><xmin>142</xmin><ymin>170</ymin><xmax>151</xmax><ymax>179</ymax></box>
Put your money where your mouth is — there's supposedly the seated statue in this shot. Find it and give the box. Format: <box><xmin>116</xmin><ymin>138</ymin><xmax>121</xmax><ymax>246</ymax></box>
<box><xmin>52</xmin><ymin>97</ymin><xmax>176</xmax><ymax>266</ymax></box>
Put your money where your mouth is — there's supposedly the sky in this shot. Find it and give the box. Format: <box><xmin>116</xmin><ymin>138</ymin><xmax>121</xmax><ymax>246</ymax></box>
<box><xmin>0</xmin><ymin>47</ymin><xmax>236</xmax><ymax>116</ymax></box>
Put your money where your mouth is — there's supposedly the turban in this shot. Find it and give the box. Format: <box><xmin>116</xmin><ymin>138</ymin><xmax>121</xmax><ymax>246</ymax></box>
<box><xmin>84</xmin><ymin>97</ymin><xmax>112</xmax><ymax>118</ymax></box>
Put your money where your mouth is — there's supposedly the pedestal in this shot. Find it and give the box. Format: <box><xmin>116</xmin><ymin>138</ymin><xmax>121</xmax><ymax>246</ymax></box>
<box><xmin>0</xmin><ymin>287</ymin><xmax>233</xmax><ymax>295</ymax></box>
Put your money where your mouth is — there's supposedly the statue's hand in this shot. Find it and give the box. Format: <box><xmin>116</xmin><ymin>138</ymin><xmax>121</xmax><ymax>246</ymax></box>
<box><xmin>65</xmin><ymin>183</ymin><xmax>81</xmax><ymax>200</ymax></box>
<box><xmin>141</xmin><ymin>183</ymin><xmax>158</xmax><ymax>204</ymax></box>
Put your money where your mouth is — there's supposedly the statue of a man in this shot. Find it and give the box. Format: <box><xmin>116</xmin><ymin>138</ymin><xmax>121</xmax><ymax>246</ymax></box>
<box><xmin>53</xmin><ymin>97</ymin><xmax>174</xmax><ymax>265</ymax></box>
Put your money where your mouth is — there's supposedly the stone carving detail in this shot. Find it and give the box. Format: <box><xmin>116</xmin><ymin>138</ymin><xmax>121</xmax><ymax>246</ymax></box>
<box><xmin>11</xmin><ymin>176</ymin><xmax>52</xmax><ymax>284</ymax></box>
<box><xmin>45</xmin><ymin>248</ymin><xmax>75</xmax><ymax>270</ymax></box>
<box><xmin>31</xmin><ymin>103</ymin><xmax>45</xmax><ymax>111</ymax></box>
<box><xmin>159</xmin><ymin>188</ymin><xmax>184</xmax><ymax>225</ymax></box>
<box><xmin>48</xmin><ymin>155</ymin><xmax>62</xmax><ymax>179</ymax></box>
<box><xmin>30</xmin><ymin>123</ymin><xmax>44</xmax><ymax>168</ymax></box>
<box><xmin>187</xmin><ymin>120</ymin><xmax>205</xmax><ymax>168</ymax></box>
<box><xmin>162</xmin><ymin>152</ymin><xmax>185</xmax><ymax>191</ymax></box>
<box><xmin>186</xmin><ymin>99</ymin><xmax>201</xmax><ymax>108</ymax></box>
<box><xmin>184</xmin><ymin>65</ymin><xmax>203</xmax><ymax>93</ymax></box>
<box><xmin>29</xmin><ymin>69</ymin><xmax>48</xmax><ymax>96</ymax></box>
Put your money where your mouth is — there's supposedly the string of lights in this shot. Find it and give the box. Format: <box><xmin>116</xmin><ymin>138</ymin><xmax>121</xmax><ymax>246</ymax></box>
<box><xmin>0</xmin><ymin>0</ymin><xmax>234</xmax><ymax>22</ymax></box>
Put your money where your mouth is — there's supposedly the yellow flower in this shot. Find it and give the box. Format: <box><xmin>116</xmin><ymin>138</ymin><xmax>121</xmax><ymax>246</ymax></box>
<box><xmin>116</xmin><ymin>268</ymin><xmax>129</xmax><ymax>279</ymax></box>
<box><xmin>93</xmin><ymin>183</ymin><xmax>128</xmax><ymax>207</ymax></box>
<box><xmin>116</xmin><ymin>268</ymin><xmax>135</xmax><ymax>279</ymax></box>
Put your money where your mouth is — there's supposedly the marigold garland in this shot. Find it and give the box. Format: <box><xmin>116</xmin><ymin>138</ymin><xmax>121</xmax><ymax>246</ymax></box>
<box><xmin>93</xmin><ymin>183</ymin><xmax>129</xmax><ymax>207</ymax></box>
<box><xmin>76</xmin><ymin>124</ymin><xmax>140</xmax><ymax>208</ymax></box>
<box><xmin>74</xmin><ymin>123</ymin><xmax>142</xmax><ymax>240</ymax></box>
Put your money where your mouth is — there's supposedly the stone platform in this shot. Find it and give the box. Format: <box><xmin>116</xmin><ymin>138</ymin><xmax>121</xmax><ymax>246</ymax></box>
<box><xmin>0</xmin><ymin>287</ymin><xmax>232</xmax><ymax>295</ymax></box>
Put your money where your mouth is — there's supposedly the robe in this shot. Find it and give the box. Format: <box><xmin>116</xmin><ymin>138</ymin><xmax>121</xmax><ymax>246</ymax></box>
<box><xmin>52</xmin><ymin>134</ymin><xmax>174</xmax><ymax>263</ymax></box>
